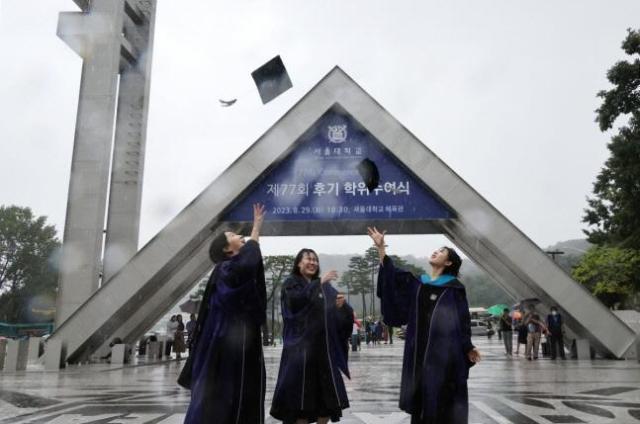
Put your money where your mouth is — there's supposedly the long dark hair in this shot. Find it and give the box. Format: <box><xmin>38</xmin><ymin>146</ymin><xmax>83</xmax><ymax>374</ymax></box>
<box><xmin>442</xmin><ymin>246</ymin><xmax>462</xmax><ymax>277</ymax></box>
<box><xmin>209</xmin><ymin>228</ymin><xmax>232</xmax><ymax>264</ymax></box>
<box><xmin>291</xmin><ymin>248</ymin><xmax>321</xmax><ymax>280</ymax></box>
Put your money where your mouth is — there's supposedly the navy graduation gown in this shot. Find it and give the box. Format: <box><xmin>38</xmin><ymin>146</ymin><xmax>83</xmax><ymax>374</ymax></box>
<box><xmin>179</xmin><ymin>239</ymin><xmax>267</xmax><ymax>424</ymax></box>
<box><xmin>271</xmin><ymin>274</ymin><xmax>353</xmax><ymax>423</ymax></box>
<box><xmin>377</xmin><ymin>255</ymin><xmax>474</xmax><ymax>423</ymax></box>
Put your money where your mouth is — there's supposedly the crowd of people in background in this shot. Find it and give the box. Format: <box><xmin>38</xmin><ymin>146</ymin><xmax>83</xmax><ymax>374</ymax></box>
<box><xmin>349</xmin><ymin>316</ymin><xmax>394</xmax><ymax>351</ymax></box>
<box><xmin>146</xmin><ymin>304</ymin><xmax>566</xmax><ymax>362</ymax></box>
<box><xmin>496</xmin><ymin>304</ymin><xmax>566</xmax><ymax>360</ymax></box>
<box><xmin>140</xmin><ymin>303</ymin><xmax>566</xmax><ymax>366</ymax></box>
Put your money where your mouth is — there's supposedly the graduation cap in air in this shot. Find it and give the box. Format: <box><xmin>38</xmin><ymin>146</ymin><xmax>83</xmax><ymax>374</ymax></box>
<box><xmin>251</xmin><ymin>55</ymin><xmax>293</xmax><ymax>104</ymax></box>
<box><xmin>357</xmin><ymin>158</ymin><xmax>380</xmax><ymax>192</ymax></box>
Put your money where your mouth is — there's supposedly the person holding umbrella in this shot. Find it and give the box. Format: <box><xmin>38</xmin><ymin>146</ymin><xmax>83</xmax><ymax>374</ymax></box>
<box><xmin>368</xmin><ymin>227</ymin><xmax>480</xmax><ymax>424</ymax></box>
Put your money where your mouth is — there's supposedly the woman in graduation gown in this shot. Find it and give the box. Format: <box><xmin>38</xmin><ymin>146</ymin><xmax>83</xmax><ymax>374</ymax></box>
<box><xmin>270</xmin><ymin>248</ymin><xmax>354</xmax><ymax>424</ymax></box>
<box><xmin>367</xmin><ymin>227</ymin><xmax>481</xmax><ymax>424</ymax></box>
<box><xmin>179</xmin><ymin>204</ymin><xmax>267</xmax><ymax>424</ymax></box>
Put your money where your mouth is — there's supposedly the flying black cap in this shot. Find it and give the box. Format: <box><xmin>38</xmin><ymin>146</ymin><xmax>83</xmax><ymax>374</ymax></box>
<box><xmin>251</xmin><ymin>55</ymin><xmax>292</xmax><ymax>104</ymax></box>
<box><xmin>357</xmin><ymin>158</ymin><xmax>380</xmax><ymax>192</ymax></box>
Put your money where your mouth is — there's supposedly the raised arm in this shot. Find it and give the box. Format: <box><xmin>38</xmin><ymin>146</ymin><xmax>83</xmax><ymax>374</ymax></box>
<box><xmin>367</xmin><ymin>226</ymin><xmax>387</xmax><ymax>262</ymax></box>
<box><xmin>367</xmin><ymin>228</ymin><xmax>418</xmax><ymax>326</ymax></box>
<box><xmin>250</xmin><ymin>203</ymin><xmax>265</xmax><ymax>243</ymax></box>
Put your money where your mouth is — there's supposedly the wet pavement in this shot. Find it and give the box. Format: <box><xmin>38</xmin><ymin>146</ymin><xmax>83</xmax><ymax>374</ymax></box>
<box><xmin>1</xmin><ymin>336</ymin><xmax>640</xmax><ymax>423</ymax></box>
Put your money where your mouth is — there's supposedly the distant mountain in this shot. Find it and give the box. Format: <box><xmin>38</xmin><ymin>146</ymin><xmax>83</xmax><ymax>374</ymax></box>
<box><xmin>544</xmin><ymin>239</ymin><xmax>592</xmax><ymax>256</ymax></box>
<box><xmin>320</xmin><ymin>238</ymin><xmax>592</xmax><ymax>311</ymax></box>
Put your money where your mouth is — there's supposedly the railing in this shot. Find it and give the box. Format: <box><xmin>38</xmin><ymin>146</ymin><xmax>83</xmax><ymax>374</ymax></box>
<box><xmin>0</xmin><ymin>322</ymin><xmax>53</xmax><ymax>338</ymax></box>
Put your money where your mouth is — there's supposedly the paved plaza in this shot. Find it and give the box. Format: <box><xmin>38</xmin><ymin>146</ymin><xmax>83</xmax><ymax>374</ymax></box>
<box><xmin>1</xmin><ymin>336</ymin><xmax>640</xmax><ymax>424</ymax></box>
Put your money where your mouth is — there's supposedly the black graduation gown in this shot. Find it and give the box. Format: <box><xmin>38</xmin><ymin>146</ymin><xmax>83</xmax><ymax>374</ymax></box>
<box><xmin>377</xmin><ymin>255</ymin><xmax>475</xmax><ymax>424</ymax></box>
<box><xmin>270</xmin><ymin>275</ymin><xmax>353</xmax><ymax>423</ymax></box>
<box><xmin>179</xmin><ymin>240</ymin><xmax>267</xmax><ymax>424</ymax></box>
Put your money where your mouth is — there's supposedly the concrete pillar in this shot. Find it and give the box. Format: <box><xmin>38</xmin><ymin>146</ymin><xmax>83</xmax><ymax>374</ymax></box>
<box><xmin>0</xmin><ymin>338</ymin><xmax>7</xmax><ymax>370</ymax></box>
<box><xmin>55</xmin><ymin>0</ymin><xmax>127</xmax><ymax>327</ymax></box>
<box><xmin>111</xmin><ymin>344</ymin><xmax>129</xmax><ymax>364</ymax></box>
<box><xmin>27</xmin><ymin>337</ymin><xmax>43</xmax><ymax>363</ymax></box>
<box><xmin>3</xmin><ymin>339</ymin><xmax>28</xmax><ymax>372</ymax></box>
<box><xmin>44</xmin><ymin>339</ymin><xmax>66</xmax><ymax>371</ymax></box>
<box><xmin>103</xmin><ymin>1</ymin><xmax>156</xmax><ymax>281</ymax></box>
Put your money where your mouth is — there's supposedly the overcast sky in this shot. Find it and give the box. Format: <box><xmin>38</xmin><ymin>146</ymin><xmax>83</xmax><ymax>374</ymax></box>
<box><xmin>1</xmin><ymin>0</ymin><xmax>639</xmax><ymax>260</ymax></box>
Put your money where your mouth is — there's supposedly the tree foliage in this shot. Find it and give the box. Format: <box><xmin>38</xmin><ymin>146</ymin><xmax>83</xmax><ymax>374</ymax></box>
<box><xmin>263</xmin><ymin>255</ymin><xmax>295</xmax><ymax>338</ymax></box>
<box><xmin>388</xmin><ymin>255</ymin><xmax>427</xmax><ymax>276</ymax></box>
<box><xmin>0</xmin><ymin>205</ymin><xmax>60</xmax><ymax>322</ymax></box>
<box><xmin>364</xmin><ymin>247</ymin><xmax>380</xmax><ymax>316</ymax></box>
<box><xmin>578</xmin><ymin>29</ymin><xmax>640</xmax><ymax>309</ymax></box>
<box><xmin>572</xmin><ymin>247</ymin><xmax>640</xmax><ymax>309</ymax></box>
<box><xmin>345</xmin><ymin>255</ymin><xmax>371</xmax><ymax>319</ymax></box>
<box><xmin>584</xmin><ymin>28</ymin><xmax>640</xmax><ymax>248</ymax></box>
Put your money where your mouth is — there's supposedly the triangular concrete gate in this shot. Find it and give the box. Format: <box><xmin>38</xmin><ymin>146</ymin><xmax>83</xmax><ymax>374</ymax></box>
<box><xmin>47</xmin><ymin>67</ymin><xmax>638</xmax><ymax>363</ymax></box>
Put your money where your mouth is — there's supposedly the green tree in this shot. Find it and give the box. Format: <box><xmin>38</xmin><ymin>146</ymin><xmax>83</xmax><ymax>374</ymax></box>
<box><xmin>338</xmin><ymin>269</ymin><xmax>354</xmax><ymax>304</ymax></box>
<box><xmin>388</xmin><ymin>255</ymin><xmax>427</xmax><ymax>276</ymax></box>
<box><xmin>0</xmin><ymin>206</ymin><xmax>60</xmax><ymax>322</ymax></box>
<box><xmin>263</xmin><ymin>255</ymin><xmax>294</xmax><ymax>340</ymax></box>
<box><xmin>583</xmin><ymin>28</ymin><xmax>640</xmax><ymax>248</ymax></box>
<box><xmin>193</xmin><ymin>275</ymin><xmax>209</xmax><ymax>298</ymax></box>
<box><xmin>364</xmin><ymin>246</ymin><xmax>380</xmax><ymax>316</ymax></box>
<box><xmin>572</xmin><ymin>247</ymin><xmax>640</xmax><ymax>309</ymax></box>
<box><xmin>347</xmin><ymin>255</ymin><xmax>371</xmax><ymax>319</ymax></box>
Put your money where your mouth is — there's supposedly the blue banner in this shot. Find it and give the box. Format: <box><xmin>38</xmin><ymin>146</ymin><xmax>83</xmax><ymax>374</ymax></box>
<box><xmin>223</xmin><ymin>106</ymin><xmax>453</xmax><ymax>222</ymax></box>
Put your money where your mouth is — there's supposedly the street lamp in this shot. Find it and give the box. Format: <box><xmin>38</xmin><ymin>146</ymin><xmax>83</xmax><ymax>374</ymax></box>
<box><xmin>545</xmin><ymin>250</ymin><xmax>565</xmax><ymax>262</ymax></box>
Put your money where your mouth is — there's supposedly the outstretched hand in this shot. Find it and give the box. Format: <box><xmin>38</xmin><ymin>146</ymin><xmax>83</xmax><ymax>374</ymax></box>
<box><xmin>253</xmin><ymin>203</ymin><xmax>266</xmax><ymax>224</ymax></box>
<box><xmin>468</xmin><ymin>348</ymin><xmax>481</xmax><ymax>364</ymax></box>
<box><xmin>367</xmin><ymin>227</ymin><xmax>387</xmax><ymax>262</ymax></box>
<box><xmin>321</xmin><ymin>270</ymin><xmax>338</xmax><ymax>285</ymax></box>
<box><xmin>367</xmin><ymin>227</ymin><xmax>386</xmax><ymax>247</ymax></box>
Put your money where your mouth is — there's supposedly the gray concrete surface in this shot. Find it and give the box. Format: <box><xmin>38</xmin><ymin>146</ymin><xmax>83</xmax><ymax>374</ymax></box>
<box><xmin>2</xmin><ymin>337</ymin><xmax>640</xmax><ymax>423</ymax></box>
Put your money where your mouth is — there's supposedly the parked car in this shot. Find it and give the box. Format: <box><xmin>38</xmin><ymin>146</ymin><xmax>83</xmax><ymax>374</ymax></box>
<box><xmin>470</xmin><ymin>319</ymin><xmax>490</xmax><ymax>337</ymax></box>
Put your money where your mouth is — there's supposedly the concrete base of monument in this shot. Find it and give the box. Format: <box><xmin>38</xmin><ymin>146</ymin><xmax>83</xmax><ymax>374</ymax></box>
<box><xmin>1</xmin><ymin>336</ymin><xmax>640</xmax><ymax>424</ymax></box>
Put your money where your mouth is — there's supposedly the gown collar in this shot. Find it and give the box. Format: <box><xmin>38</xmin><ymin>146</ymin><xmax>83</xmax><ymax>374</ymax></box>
<box><xmin>420</xmin><ymin>274</ymin><xmax>456</xmax><ymax>286</ymax></box>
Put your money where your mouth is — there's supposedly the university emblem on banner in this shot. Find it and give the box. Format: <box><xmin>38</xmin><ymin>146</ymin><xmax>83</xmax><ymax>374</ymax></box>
<box><xmin>327</xmin><ymin>125</ymin><xmax>348</xmax><ymax>143</ymax></box>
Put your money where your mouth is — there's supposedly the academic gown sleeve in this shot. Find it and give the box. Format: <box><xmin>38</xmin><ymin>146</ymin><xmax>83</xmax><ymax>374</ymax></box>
<box><xmin>331</xmin><ymin>299</ymin><xmax>354</xmax><ymax>379</ymax></box>
<box><xmin>227</xmin><ymin>239</ymin><xmax>263</xmax><ymax>287</ymax></box>
<box><xmin>215</xmin><ymin>239</ymin><xmax>266</xmax><ymax>327</ymax></box>
<box><xmin>454</xmin><ymin>287</ymin><xmax>475</xmax><ymax>356</ymax></box>
<box><xmin>376</xmin><ymin>255</ymin><xmax>418</xmax><ymax>327</ymax></box>
<box><xmin>336</xmin><ymin>302</ymin><xmax>354</xmax><ymax>341</ymax></box>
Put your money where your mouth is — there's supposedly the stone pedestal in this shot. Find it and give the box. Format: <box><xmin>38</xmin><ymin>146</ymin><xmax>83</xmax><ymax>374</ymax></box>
<box><xmin>111</xmin><ymin>344</ymin><xmax>129</xmax><ymax>365</ymax></box>
<box><xmin>3</xmin><ymin>339</ymin><xmax>28</xmax><ymax>372</ymax></box>
<box><xmin>147</xmin><ymin>341</ymin><xmax>161</xmax><ymax>361</ymax></box>
<box><xmin>576</xmin><ymin>339</ymin><xmax>592</xmax><ymax>360</ymax></box>
<box><xmin>27</xmin><ymin>337</ymin><xmax>43</xmax><ymax>362</ymax></box>
<box><xmin>44</xmin><ymin>339</ymin><xmax>66</xmax><ymax>371</ymax></box>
